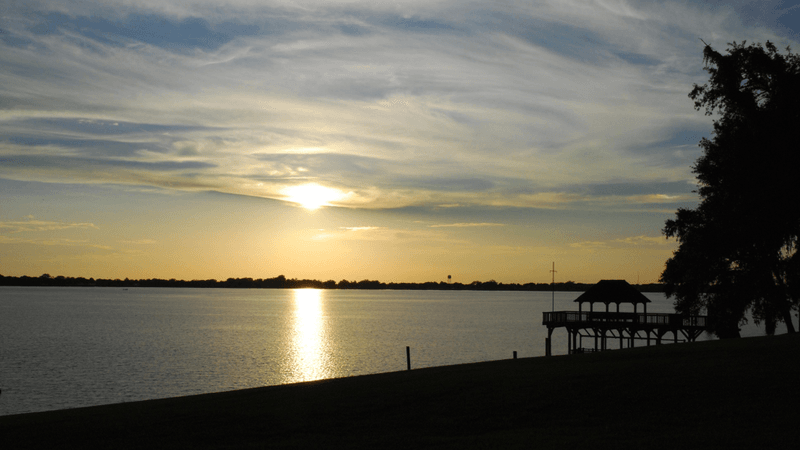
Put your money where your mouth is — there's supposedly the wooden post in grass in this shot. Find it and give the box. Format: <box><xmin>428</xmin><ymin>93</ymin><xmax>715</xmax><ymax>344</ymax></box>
<box><xmin>406</xmin><ymin>346</ymin><xmax>411</xmax><ymax>370</ymax></box>
<box><xmin>513</xmin><ymin>351</ymin><xmax>517</xmax><ymax>359</ymax></box>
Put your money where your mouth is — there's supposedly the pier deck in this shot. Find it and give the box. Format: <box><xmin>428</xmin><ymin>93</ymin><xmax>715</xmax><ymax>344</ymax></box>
<box><xmin>541</xmin><ymin>280</ymin><xmax>710</xmax><ymax>355</ymax></box>
<box><xmin>542</xmin><ymin>310</ymin><xmax>709</xmax><ymax>355</ymax></box>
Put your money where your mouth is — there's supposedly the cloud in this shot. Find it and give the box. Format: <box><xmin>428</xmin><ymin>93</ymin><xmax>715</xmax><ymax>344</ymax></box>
<box><xmin>308</xmin><ymin>224</ymin><xmax>470</xmax><ymax>245</ymax></box>
<box><xmin>429</xmin><ymin>223</ymin><xmax>504</xmax><ymax>228</ymax></box>
<box><xmin>1</xmin><ymin>0</ymin><xmax>796</xmax><ymax>212</ymax></box>
<box><xmin>614</xmin><ymin>235</ymin><xmax>673</xmax><ymax>246</ymax></box>
<box><xmin>119</xmin><ymin>239</ymin><xmax>158</xmax><ymax>244</ymax></box>
<box><xmin>340</xmin><ymin>226</ymin><xmax>381</xmax><ymax>232</ymax></box>
<box><xmin>570</xmin><ymin>234</ymin><xmax>675</xmax><ymax>252</ymax></box>
<box><xmin>569</xmin><ymin>240</ymin><xmax>609</xmax><ymax>251</ymax></box>
<box><xmin>0</xmin><ymin>235</ymin><xmax>113</xmax><ymax>250</ymax></box>
<box><xmin>0</xmin><ymin>219</ymin><xmax>99</xmax><ymax>233</ymax></box>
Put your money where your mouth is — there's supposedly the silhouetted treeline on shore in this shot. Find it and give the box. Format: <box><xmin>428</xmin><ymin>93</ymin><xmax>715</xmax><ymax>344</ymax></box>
<box><xmin>0</xmin><ymin>273</ymin><xmax>665</xmax><ymax>292</ymax></box>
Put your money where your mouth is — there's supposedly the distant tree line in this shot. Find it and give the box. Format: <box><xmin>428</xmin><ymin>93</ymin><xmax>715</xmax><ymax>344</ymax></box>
<box><xmin>0</xmin><ymin>273</ymin><xmax>665</xmax><ymax>292</ymax></box>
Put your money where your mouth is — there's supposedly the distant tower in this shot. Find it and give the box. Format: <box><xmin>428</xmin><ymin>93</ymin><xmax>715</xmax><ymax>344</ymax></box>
<box><xmin>447</xmin><ymin>275</ymin><xmax>452</xmax><ymax>283</ymax></box>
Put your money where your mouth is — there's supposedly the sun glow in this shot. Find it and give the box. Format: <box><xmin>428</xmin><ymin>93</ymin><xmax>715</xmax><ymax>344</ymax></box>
<box><xmin>282</xmin><ymin>183</ymin><xmax>343</xmax><ymax>210</ymax></box>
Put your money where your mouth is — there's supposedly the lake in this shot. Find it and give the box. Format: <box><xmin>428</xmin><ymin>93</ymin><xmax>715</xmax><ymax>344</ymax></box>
<box><xmin>0</xmin><ymin>286</ymin><xmax>780</xmax><ymax>416</ymax></box>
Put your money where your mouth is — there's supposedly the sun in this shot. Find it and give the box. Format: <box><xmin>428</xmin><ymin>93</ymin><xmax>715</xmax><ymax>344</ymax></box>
<box><xmin>282</xmin><ymin>183</ymin><xmax>343</xmax><ymax>210</ymax></box>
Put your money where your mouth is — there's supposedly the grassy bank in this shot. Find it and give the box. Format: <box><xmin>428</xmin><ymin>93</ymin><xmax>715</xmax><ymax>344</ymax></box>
<box><xmin>2</xmin><ymin>334</ymin><xmax>799</xmax><ymax>449</ymax></box>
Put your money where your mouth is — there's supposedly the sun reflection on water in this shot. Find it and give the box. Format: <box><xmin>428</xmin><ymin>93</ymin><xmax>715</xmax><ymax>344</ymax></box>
<box><xmin>289</xmin><ymin>289</ymin><xmax>331</xmax><ymax>382</ymax></box>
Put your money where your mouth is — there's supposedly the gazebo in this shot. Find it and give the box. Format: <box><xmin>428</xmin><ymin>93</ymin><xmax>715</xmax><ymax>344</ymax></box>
<box><xmin>575</xmin><ymin>279</ymin><xmax>650</xmax><ymax>314</ymax></box>
<box><xmin>542</xmin><ymin>280</ymin><xmax>708</xmax><ymax>356</ymax></box>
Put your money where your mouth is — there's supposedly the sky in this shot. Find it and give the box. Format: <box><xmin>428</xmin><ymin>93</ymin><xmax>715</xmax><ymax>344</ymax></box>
<box><xmin>2</xmin><ymin>1</ymin><xmax>799</xmax><ymax>284</ymax></box>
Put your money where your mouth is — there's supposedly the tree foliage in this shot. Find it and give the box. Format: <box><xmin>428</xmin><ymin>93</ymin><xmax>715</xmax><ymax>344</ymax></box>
<box><xmin>662</xmin><ymin>41</ymin><xmax>800</xmax><ymax>337</ymax></box>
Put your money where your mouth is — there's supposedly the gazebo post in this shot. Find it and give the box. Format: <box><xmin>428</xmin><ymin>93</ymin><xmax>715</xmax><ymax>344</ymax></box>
<box><xmin>567</xmin><ymin>328</ymin><xmax>572</xmax><ymax>354</ymax></box>
<box><xmin>573</xmin><ymin>330</ymin><xmax>578</xmax><ymax>353</ymax></box>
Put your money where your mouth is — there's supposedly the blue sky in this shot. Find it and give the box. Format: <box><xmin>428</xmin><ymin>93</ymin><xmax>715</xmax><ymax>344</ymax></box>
<box><xmin>2</xmin><ymin>1</ymin><xmax>799</xmax><ymax>283</ymax></box>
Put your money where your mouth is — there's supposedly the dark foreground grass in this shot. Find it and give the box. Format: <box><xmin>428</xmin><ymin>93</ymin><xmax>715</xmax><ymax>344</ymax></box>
<box><xmin>2</xmin><ymin>334</ymin><xmax>799</xmax><ymax>449</ymax></box>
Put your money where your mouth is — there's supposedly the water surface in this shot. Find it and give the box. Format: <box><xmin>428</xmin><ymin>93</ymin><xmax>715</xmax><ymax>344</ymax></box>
<box><xmin>0</xmin><ymin>287</ymin><xmax>778</xmax><ymax>416</ymax></box>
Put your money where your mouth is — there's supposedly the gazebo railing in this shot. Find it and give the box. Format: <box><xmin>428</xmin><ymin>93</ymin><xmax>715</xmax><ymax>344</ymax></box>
<box><xmin>543</xmin><ymin>311</ymin><xmax>707</xmax><ymax>328</ymax></box>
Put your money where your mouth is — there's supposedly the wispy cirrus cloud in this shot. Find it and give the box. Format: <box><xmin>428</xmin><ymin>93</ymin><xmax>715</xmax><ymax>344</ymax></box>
<box><xmin>0</xmin><ymin>219</ymin><xmax>99</xmax><ymax>233</ymax></box>
<box><xmin>1</xmin><ymin>0</ymin><xmax>797</xmax><ymax>212</ymax></box>
<box><xmin>570</xmin><ymin>234</ymin><xmax>675</xmax><ymax>251</ymax></box>
<box><xmin>429</xmin><ymin>223</ymin><xmax>505</xmax><ymax>228</ymax></box>
<box><xmin>119</xmin><ymin>239</ymin><xmax>157</xmax><ymax>245</ymax></box>
<box><xmin>0</xmin><ymin>235</ymin><xmax>113</xmax><ymax>250</ymax></box>
<box><xmin>309</xmin><ymin>225</ymin><xmax>471</xmax><ymax>245</ymax></box>
<box><xmin>340</xmin><ymin>226</ymin><xmax>381</xmax><ymax>232</ymax></box>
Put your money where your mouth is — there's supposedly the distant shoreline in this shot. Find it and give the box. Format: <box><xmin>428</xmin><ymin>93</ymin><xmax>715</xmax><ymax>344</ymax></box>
<box><xmin>0</xmin><ymin>274</ymin><xmax>665</xmax><ymax>292</ymax></box>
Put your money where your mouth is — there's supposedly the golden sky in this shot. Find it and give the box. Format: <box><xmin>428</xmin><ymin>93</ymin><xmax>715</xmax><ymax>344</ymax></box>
<box><xmin>2</xmin><ymin>1</ymin><xmax>798</xmax><ymax>283</ymax></box>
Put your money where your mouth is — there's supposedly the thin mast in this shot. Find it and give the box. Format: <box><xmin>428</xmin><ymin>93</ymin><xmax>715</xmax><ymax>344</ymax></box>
<box><xmin>550</xmin><ymin>262</ymin><xmax>557</xmax><ymax>312</ymax></box>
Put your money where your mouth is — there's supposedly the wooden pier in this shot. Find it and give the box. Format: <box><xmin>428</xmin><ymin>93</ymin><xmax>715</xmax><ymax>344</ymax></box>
<box><xmin>542</xmin><ymin>280</ymin><xmax>709</xmax><ymax>356</ymax></box>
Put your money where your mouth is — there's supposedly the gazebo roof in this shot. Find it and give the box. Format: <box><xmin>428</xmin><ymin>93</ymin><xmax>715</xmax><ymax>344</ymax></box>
<box><xmin>573</xmin><ymin>279</ymin><xmax>651</xmax><ymax>305</ymax></box>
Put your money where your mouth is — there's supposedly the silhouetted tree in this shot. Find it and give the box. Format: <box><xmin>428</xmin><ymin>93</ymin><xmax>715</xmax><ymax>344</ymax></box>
<box><xmin>662</xmin><ymin>41</ymin><xmax>800</xmax><ymax>337</ymax></box>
